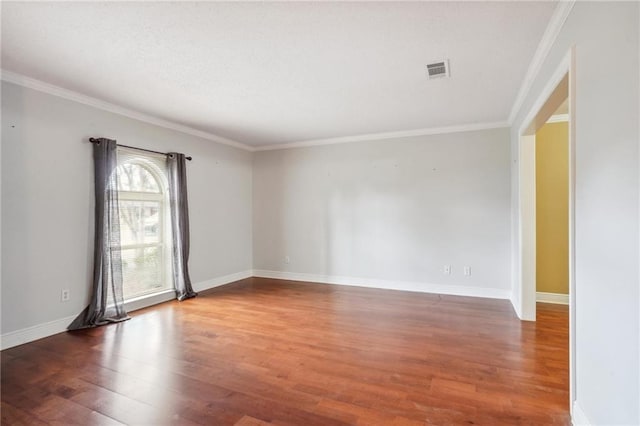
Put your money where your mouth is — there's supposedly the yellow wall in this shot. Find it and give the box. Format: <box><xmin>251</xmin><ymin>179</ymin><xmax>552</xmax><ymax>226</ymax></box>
<box><xmin>536</xmin><ymin>121</ymin><xmax>569</xmax><ymax>294</ymax></box>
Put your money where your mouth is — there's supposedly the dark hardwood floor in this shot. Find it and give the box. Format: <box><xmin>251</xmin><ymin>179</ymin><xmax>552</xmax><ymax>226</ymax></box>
<box><xmin>1</xmin><ymin>278</ymin><xmax>569</xmax><ymax>425</ymax></box>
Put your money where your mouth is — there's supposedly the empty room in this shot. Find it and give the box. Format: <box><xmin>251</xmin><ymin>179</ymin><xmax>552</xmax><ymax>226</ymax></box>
<box><xmin>1</xmin><ymin>1</ymin><xmax>638</xmax><ymax>425</ymax></box>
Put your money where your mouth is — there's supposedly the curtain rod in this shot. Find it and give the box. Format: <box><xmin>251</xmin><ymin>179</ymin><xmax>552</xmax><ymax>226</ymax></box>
<box><xmin>88</xmin><ymin>138</ymin><xmax>192</xmax><ymax>161</ymax></box>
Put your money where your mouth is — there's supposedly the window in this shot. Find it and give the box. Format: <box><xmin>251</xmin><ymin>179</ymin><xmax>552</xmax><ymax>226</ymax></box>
<box><xmin>115</xmin><ymin>149</ymin><xmax>172</xmax><ymax>300</ymax></box>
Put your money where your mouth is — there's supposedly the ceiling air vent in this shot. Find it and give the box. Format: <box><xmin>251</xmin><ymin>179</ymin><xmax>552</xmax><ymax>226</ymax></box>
<box><xmin>426</xmin><ymin>60</ymin><xmax>450</xmax><ymax>79</ymax></box>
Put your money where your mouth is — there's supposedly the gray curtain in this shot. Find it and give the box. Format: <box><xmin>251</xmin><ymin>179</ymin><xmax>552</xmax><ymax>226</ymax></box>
<box><xmin>168</xmin><ymin>153</ymin><xmax>197</xmax><ymax>301</ymax></box>
<box><xmin>69</xmin><ymin>138</ymin><xmax>129</xmax><ymax>330</ymax></box>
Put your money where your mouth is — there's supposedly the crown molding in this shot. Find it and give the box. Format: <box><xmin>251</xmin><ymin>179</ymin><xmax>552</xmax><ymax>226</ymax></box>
<box><xmin>1</xmin><ymin>69</ymin><xmax>255</xmax><ymax>152</ymax></box>
<box><xmin>508</xmin><ymin>0</ymin><xmax>576</xmax><ymax>125</ymax></box>
<box><xmin>3</xmin><ymin>71</ymin><xmax>512</xmax><ymax>153</ymax></box>
<box><xmin>254</xmin><ymin>121</ymin><xmax>510</xmax><ymax>152</ymax></box>
<box><xmin>546</xmin><ymin>113</ymin><xmax>569</xmax><ymax>123</ymax></box>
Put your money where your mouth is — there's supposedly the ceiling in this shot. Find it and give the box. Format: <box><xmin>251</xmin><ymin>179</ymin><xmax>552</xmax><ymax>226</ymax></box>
<box><xmin>1</xmin><ymin>2</ymin><xmax>557</xmax><ymax>148</ymax></box>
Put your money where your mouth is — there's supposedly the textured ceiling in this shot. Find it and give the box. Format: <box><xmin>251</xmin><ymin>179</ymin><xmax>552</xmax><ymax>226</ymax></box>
<box><xmin>2</xmin><ymin>2</ymin><xmax>557</xmax><ymax>147</ymax></box>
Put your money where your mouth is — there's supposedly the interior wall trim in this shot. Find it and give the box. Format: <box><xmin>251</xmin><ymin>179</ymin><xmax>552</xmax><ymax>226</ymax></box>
<box><xmin>254</xmin><ymin>121</ymin><xmax>509</xmax><ymax>151</ymax></box>
<box><xmin>508</xmin><ymin>0</ymin><xmax>576</xmax><ymax>124</ymax></box>
<box><xmin>571</xmin><ymin>401</ymin><xmax>592</xmax><ymax>426</ymax></box>
<box><xmin>2</xmin><ymin>71</ymin><xmax>513</xmax><ymax>153</ymax></box>
<box><xmin>536</xmin><ymin>291</ymin><xmax>569</xmax><ymax>305</ymax></box>
<box><xmin>546</xmin><ymin>113</ymin><xmax>569</xmax><ymax>123</ymax></box>
<box><xmin>0</xmin><ymin>69</ymin><xmax>254</xmax><ymax>152</ymax></box>
<box><xmin>0</xmin><ymin>270</ymin><xmax>253</xmax><ymax>351</ymax></box>
<box><xmin>252</xmin><ymin>270</ymin><xmax>511</xmax><ymax>300</ymax></box>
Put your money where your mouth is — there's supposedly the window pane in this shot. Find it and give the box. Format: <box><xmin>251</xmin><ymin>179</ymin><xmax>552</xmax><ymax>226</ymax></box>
<box><xmin>121</xmin><ymin>246</ymin><xmax>171</xmax><ymax>300</ymax></box>
<box><xmin>119</xmin><ymin>201</ymin><xmax>161</xmax><ymax>245</ymax></box>
<box><xmin>115</xmin><ymin>152</ymin><xmax>171</xmax><ymax>302</ymax></box>
<box><xmin>117</xmin><ymin>163</ymin><xmax>161</xmax><ymax>193</ymax></box>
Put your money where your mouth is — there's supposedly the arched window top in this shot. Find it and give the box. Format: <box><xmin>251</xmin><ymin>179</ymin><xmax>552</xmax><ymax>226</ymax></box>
<box><xmin>116</xmin><ymin>161</ymin><xmax>162</xmax><ymax>193</ymax></box>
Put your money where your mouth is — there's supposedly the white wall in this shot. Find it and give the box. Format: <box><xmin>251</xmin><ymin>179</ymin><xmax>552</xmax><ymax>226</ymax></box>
<box><xmin>1</xmin><ymin>81</ymin><xmax>253</xmax><ymax>336</ymax></box>
<box><xmin>253</xmin><ymin>128</ymin><xmax>511</xmax><ymax>296</ymax></box>
<box><xmin>510</xmin><ymin>2</ymin><xmax>639</xmax><ymax>424</ymax></box>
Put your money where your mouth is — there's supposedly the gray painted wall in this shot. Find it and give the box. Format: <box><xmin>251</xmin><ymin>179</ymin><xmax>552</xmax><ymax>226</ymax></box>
<box><xmin>1</xmin><ymin>81</ymin><xmax>253</xmax><ymax>334</ymax></box>
<box><xmin>253</xmin><ymin>128</ymin><xmax>512</xmax><ymax>294</ymax></box>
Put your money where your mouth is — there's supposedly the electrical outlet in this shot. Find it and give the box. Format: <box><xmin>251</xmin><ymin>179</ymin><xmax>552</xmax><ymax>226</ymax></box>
<box><xmin>61</xmin><ymin>289</ymin><xmax>70</xmax><ymax>302</ymax></box>
<box><xmin>443</xmin><ymin>265</ymin><xmax>451</xmax><ymax>275</ymax></box>
<box><xmin>284</xmin><ymin>256</ymin><xmax>291</xmax><ymax>264</ymax></box>
<box><xmin>464</xmin><ymin>266</ymin><xmax>471</xmax><ymax>276</ymax></box>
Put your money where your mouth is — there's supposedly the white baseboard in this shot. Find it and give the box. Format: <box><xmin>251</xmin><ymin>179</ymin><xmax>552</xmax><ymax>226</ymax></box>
<box><xmin>572</xmin><ymin>401</ymin><xmax>591</xmax><ymax>426</ymax></box>
<box><xmin>0</xmin><ymin>315</ymin><xmax>78</xmax><ymax>351</ymax></box>
<box><xmin>510</xmin><ymin>292</ymin><xmax>524</xmax><ymax>319</ymax></box>
<box><xmin>536</xmin><ymin>291</ymin><xmax>569</xmax><ymax>305</ymax></box>
<box><xmin>252</xmin><ymin>269</ymin><xmax>510</xmax><ymax>300</ymax></box>
<box><xmin>0</xmin><ymin>270</ymin><xmax>253</xmax><ymax>351</ymax></box>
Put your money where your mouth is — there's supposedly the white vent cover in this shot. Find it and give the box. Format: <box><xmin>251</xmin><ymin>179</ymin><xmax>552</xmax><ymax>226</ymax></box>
<box><xmin>426</xmin><ymin>60</ymin><xmax>450</xmax><ymax>79</ymax></box>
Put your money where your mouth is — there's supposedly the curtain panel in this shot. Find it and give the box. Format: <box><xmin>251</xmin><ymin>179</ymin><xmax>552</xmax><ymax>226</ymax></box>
<box><xmin>69</xmin><ymin>138</ymin><xmax>130</xmax><ymax>330</ymax></box>
<box><xmin>167</xmin><ymin>153</ymin><xmax>197</xmax><ymax>301</ymax></box>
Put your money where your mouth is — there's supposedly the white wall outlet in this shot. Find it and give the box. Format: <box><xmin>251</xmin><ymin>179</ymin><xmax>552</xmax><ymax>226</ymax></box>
<box><xmin>443</xmin><ymin>265</ymin><xmax>451</xmax><ymax>275</ymax></box>
<box><xmin>464</xmin><ymin>266</ymin><xmax>471</xmax><ymax>276</ymax></box>
<box><xmin>61</xmin><ymin>289</ymin><xmax>70</xmax><ymax>302</ymax></box>
<box><xmin>284</xmin><ymin>256</ymin><xmax>291</xmax><ymax>264</ymax></box>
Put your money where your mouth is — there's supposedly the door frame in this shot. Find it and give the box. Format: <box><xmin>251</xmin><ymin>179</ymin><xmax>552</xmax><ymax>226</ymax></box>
<box><xmin>515</xmin><ymin>46</ymin><xmax>576</xmax><ymax>409</ymax></box>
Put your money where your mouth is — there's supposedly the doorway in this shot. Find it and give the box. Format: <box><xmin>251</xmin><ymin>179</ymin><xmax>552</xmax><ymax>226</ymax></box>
<box><xmin>535</xmin><ymin>103</ymin><xmax>569</xmax><ymax>305</ymax></box>
<box><xmin>515</xmin><ymin>48</ymin><xmax>576</xmax><ymax>411</ymax></box>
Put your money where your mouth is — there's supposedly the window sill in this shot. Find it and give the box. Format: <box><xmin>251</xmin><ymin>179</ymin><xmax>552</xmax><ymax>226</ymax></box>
<box><xmin>124</xmin><ymin>289</ymin><xmax>175</xmax><ymax>313</ymax></box>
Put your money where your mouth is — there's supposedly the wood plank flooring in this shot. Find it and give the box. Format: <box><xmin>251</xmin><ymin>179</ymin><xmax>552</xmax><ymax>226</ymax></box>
<box><xmin>1</xmin><ymin>278</ymin><xmax>569</xmax><ymax>425</ymax></box>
